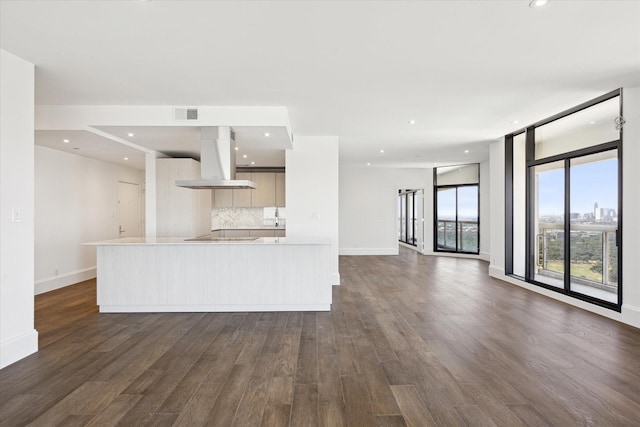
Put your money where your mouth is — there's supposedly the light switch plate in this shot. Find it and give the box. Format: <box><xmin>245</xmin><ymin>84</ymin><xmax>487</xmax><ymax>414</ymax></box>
<box><xmin>11</xmin><ymin>209</ymin><xmax>21</xmax><ymax>223</ymax></box>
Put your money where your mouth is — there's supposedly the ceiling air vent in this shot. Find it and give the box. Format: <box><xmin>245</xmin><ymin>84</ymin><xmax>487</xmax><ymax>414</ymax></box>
<box><xmin>174</xmin><ymin>107</ymin><xmax>199</xmax><ymax>121</ymax></box>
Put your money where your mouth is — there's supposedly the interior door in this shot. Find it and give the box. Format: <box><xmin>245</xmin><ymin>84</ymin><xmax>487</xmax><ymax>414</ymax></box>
<box><xmin>117</xmin><ymin>181</ymin><xmax>141</xmax><ymax>238</ymax></box>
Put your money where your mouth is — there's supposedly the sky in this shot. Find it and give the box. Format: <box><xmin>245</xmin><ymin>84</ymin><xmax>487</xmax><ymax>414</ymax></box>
<box><xmin>437</xmin><ymin>186</ymin><xmax>478</xmax><ymax>221</ymax></box>
<box><xmin>433</xmin><ymin>156</ymin><xmax>617</xmax><ymax>222</ymax></box>
<box><xmin>538</xmin><ymin>157</ymin><xmax>618</xmax><ymax>217</ymax></box>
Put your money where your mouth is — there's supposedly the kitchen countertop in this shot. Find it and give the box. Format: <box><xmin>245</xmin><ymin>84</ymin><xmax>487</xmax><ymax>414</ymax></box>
<box><xmin>86</xmin><ymin>237</ymin><xmax>327</xmax><ymax>245</ymax></box>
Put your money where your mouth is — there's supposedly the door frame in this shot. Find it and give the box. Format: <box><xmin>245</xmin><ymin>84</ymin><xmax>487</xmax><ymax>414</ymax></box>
<box><xmin>117</xmin><ymin>180</ymin><xmax>142</xmax><ymax>238</ymax></box>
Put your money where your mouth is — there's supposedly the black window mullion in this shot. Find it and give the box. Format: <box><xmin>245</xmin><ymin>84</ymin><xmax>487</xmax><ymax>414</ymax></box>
<box><xmin>454</xmin><ymin>188</ymin><xmax>458</xmax><ymax>252</ymax></box>
<box><xmin>476</xmin><ymin>183</ymin><xmax>480</xmax><ymax>254</ymax></box>
<box><xmin>564</xmin><ymin>158</ymin><xmax>571</xmax><ymax>292</ymax></box>
<box><xmin>412</xmin><ymin>192</ymin><xmax>416</xmax><ymax>246</ymax></box>
<box><xmin>405</xmin><ymin>193</ymin><xmax>408</xmax><ymax>244</ymax></box>
<box><xmin>525</xmin><ymin>127</ymin><xmax>535</xmax><ymax>281</ymax></box>
<box><xmin>528</xmin><ymin>140</ymin><xmax>619</xmax><ymax>167</ymax></box>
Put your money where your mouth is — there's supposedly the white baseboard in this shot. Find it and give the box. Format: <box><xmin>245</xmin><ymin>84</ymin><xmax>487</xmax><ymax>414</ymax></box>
<box><xmin>489</xmin><ymin>268</ymin><xmax>640</xmax><ymax>329</ymax></box>
<box><xmin>35</xmin><ymin>267</ymin><xmax>96</xmax><ymax>295</ymax></box>
<box><xmin>99</xmin><ymin>304</ymin><xmax>331</xmax><ymax>313</ymax></box>
<box><xmin>0</xmin><ymin>329</ymin><xmax>38</xmax><ymax>369</ymax></box>
<box><xmin>332</xmin><ymin>272</ymin><xmax>341</xmax><ymax>286</ymax></box>
<box><xmin>339</xmin><ymin>248</ymin><xmax>398</xmax><ymax>256</ymax></box>
<box><xmin>425</xmin><ymin>251</ymin><xmax>487</xmax><ymax>261</ymax></box>
<box><xmin>622</xmin><ymin>304</ymin><xmax>640</xmax><ymax>328</ymax></box>
<box><xmin>488</xmin><ymin>265</ymin><xmax>505</xmax><ymax>277</ymax></box>
<box><xmin>479</xmin><ymin>251</ymin><xmax>490</xmax><ymax>262</ymax></box>
<box><xmin>398</xmin><ymin>242</ymin><xmax>420</xmax><ymax>252</ymax></box>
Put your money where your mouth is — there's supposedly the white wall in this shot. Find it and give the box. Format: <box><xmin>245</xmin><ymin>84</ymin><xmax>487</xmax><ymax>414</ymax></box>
<box><xmin>339</xmin><ymin>165</ymin><xmax>491</xmax><ymax>260</ymax></box>
<box><xmin>339</xmin><ymin>167</ymin><xmax>431</xmax><ymax>255</ymax></box>
<box><xmin>436</xmin><ymin>164</ymin><xmax>479</xmax><ymax>186</ymax></box>
<box><xmin>621</xmin><ymin>86</ymin><xmax>640</xmax><ymax>326</ymax></box>
<box><xmin>479</xmin><ymin>160</ymin><xmax>490</xmax><ymax>260</ymax></box>
<box><xmin>0</xmin><ymin>49</ymin><xmax>38</xmax><ymax>369</ymax></box>
<box><xmin>489</xmin><ymin>87</ymin><xmax>640</xmax><ymax>328</ymax></box>
<box><xmin>145</xmin><ymin>151</ymin><xmax>158</xmax><ymax>238</ymax></box>
<box><xmin>35</xmin><ymin>145</ymin><xmax>145</xmax><ymax>294</ymax></box>
<box><xmin>155</xmin><ymin>158</ymin><xmax>211</xmax><ymax>238</ymax></box>
<box><xmin>286</xmin><ymin>136</ymin><xmax>339</xmax><ymax>284</ymax></box>
<box><xmin>489</xmin><ymin>139</ymin><xmax>506</xmax><ymax>274</ymax></box>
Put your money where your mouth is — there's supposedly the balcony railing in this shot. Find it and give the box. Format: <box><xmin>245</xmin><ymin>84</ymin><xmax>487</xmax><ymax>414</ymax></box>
<box><xmin>537</xmin><ymin>222</ymin><xmax>618</xmax><ymax>292</ymax></box>
<box><xmin>437</xmin><ymin>220</ymin><xmax>478</xmax><ymax>252</ymax></box>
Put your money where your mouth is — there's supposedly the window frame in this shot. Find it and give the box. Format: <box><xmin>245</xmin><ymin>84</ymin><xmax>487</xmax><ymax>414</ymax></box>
<box><xmin>398</xmin><ymin>189</ymin><xmax>418</xmax><ymax>247</ymax></box>
<box><xmin>505</xmin><ymin>88</ymin><xmax>623</xmax><ymax>311</ymax></box>
<box><xmin>433</xmin><ymin>164</ymin><xmax>481</xmax><ymax>255</ymax></box>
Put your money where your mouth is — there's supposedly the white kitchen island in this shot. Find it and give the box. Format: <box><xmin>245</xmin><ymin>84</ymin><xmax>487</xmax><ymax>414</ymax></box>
<box><xmin>88</xmin><ymin>237</ymin><xmax>332</xmax><ymax>313</ymax></box>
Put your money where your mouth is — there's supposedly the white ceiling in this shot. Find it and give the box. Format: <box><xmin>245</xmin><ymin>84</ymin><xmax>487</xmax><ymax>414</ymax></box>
<box><xmin>35</xmin><ymin>129</ymin><xmax>147</xmax><ymax>169</ymax></box>
<box><xmin>2</xmin><ymin>0</ymin><xmax>639</xmax><ymax>169</ymax></box>
<box><xmin>93</xmin><ymin>125</ymin><xmax>289</xmax><ymax>167</ymax></box>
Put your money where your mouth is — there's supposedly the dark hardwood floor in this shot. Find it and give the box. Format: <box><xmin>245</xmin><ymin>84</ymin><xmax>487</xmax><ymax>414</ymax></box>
<box><xmin>2</xmin><ymin>248</ymin><xmax>640</xmax><ymax>426</ymax></box>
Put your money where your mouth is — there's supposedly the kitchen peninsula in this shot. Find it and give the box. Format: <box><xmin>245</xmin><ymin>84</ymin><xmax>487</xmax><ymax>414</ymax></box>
<box><xmin>88</xmin><ymin>237</ymin><xmax>331</xmax><ymax>313</ymax></box>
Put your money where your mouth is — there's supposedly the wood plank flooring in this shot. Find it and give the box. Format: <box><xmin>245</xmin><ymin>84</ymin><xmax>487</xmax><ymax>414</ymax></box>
<box><xmin>2</xmin><ymin>248</ymin><xmax>640</xmax><ymax>426</ymax></box>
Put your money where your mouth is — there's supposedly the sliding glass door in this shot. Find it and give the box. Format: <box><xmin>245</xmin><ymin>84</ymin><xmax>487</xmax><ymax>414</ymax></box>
<box><xmin>533</xmin><ymin>161</ymin><xmax>565</xmax><ymax>289</ymax></box>
<box><xmin>458</xmin><ymin>186</ymin><xmax>479</xmax><ymax>253</ymax></box>
<box><xmin>569</xmin><ymin>151</ymin><xmax>618</xmax><ymax>303</ymax></box>
<box><xmin>530</xmin><ymin>150</ymin><xmax>619</xmax><ymax>303</ymax></box>
<box><xmin>436</xmin><ymin>188</ymin><xmax>457</xmax><ymax>250</ymax></box>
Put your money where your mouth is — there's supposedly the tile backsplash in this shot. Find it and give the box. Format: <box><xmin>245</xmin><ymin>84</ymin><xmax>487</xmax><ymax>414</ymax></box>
<box><xmin>211</xmin><ymin>207</ymin><xmax>286</xmax><ymax>229</ymax></box>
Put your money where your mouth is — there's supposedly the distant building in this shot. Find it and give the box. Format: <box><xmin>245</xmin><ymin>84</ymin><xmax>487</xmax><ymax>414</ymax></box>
<box><xmin>593</xmin><ymin>202</ymin><xmax>617</xmax><ymax>223</ymax></box>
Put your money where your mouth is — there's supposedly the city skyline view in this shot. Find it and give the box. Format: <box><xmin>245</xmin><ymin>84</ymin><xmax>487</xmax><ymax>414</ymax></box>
<box><xmin>537</xmin><ymin>156</ymin><xmax>618</xmax><ymax>219</ymax></box>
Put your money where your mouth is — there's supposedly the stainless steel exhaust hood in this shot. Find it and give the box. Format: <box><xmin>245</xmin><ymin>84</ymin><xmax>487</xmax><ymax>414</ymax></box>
<box><xmin>176</xmin><ymin>126</ymin><xmax>256</xmax><ymax>190</ymax></box>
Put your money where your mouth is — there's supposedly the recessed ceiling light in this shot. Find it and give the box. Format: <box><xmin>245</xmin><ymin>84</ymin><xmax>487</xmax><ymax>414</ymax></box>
<box><xmin>511</xmin><ymin>120</ymin><xmax>519</xmax><ymax>125</ymax></box>
<box><xmin>251</xmin><ymin>161</ymin><xmax>256</xmax><ymax>165</ymax></box>
<box><xmin>408</xmin><ymin>120</ymin><xmax>416</xmax><ymax>125</ymax></box>
<box><xmin>380</xmin><ymin>149</ymin><xmax>384</xmax><ymax>154</ymax></box>
<box><xmin>127</xmin><ymin>133</ymin><xmax>134</xmax><ymax>137</ymax></box>
<box><xmin>464</xmin><ymin>150</ymin><xmax>469</xmax><ymax>154</ymax></box>
<box><xmin>124</xmin><ymin>157</ymin><xmax>129</xmax><ymax>161</ymax></box>
<box><xmin>63</xmin><ymin>139</ymin><xmax>70</xmax><ymax>143</ymax></box>
<box><xmin>367</xmin><ymin>162</ymin><xmax>371</xmax><ymax>166</ymax></box>
<box><xmin>529</xmin><ymin>0</ymin><xmax>549</xmax><ymax>8</ymax></box>
<box><xmin>234</xmin><ymin>146</ymin><xmax>239</xmax><ymax>151</ymax></box>
<box><xmin>589</xmin><ymin>121</ymin><xmax>597</xmax><ymax>124</ymax></box>
<box><xmin>243</xmin><ymin>154</ymin><xmax>248</xmax><ymax>159</ymax></box>
<box><xmin>264</xmin><ymin>132</ymin><xmax>271</xmax><ymax>137</ymax></box>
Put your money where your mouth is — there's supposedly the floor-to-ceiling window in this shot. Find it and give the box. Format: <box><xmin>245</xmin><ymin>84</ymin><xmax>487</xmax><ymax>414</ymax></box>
<box><xmin>506</xmin><ymin>89</ymin><xmax>622</xmax><ymax>310</ymax></box>
<box><xmin>398</xmin><ymin>190</ymin><xmax>418</xmax><ymax>246</ymax></box>
<box><xmin>434</xmin><ymin>164</ymin><xmax>480</xmax><ymax>254</ymax></box>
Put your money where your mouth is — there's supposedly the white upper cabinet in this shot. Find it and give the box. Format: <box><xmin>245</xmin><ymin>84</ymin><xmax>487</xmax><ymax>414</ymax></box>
<box><xmin>275</xmin><ymin>172</ymin><xmax>285</xmax><ymax>207</ymax></box>
<box><xmin>223</xmin><ymin>171</ymin><xmax>285</xmax><ymax>208</ymax></box>
<box><xmin>232</xmin><ymin>172</ymin><xmax>253</xmax><ymax>207</ymax></box>
<box><xmin>251</xmin><ymin>173</ymin><xmax>276</xmax><ymax>207</ymax></box>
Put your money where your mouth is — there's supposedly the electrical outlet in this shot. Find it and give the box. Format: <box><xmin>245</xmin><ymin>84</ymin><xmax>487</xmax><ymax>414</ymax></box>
<box><xmin>54</xmin><ymin>268</ymin><xmax>59</xmax><ymax>276</ymax></box>
<box><xmin>11</xmin><ymin>209</ymin><xmax>21</xmax><ymax>223</ymax></box>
